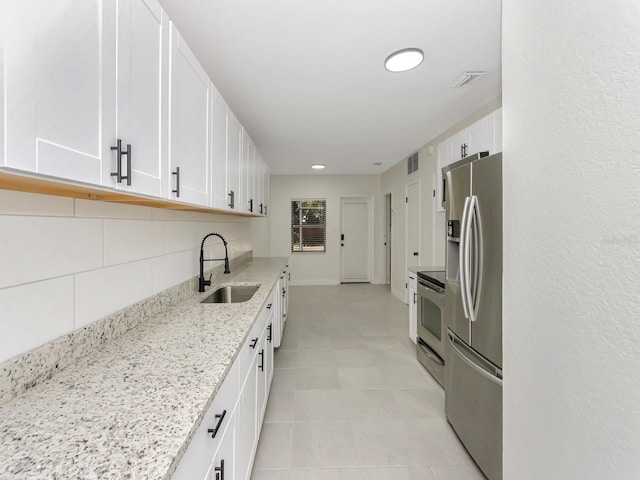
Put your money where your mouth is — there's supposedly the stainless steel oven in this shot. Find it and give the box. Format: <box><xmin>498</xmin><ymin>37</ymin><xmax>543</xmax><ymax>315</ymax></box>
<box><xmin>416</xmin><ymin>270</ymin><xmax>446</xmax><ymax>387</ymax></box>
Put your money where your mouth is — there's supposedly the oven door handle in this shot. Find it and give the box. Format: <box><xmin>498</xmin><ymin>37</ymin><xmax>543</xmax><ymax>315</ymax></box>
<box><xmin>417</xmin><ymin>337</ymin><xmax>444</xmax><ymax>366</ymax></box>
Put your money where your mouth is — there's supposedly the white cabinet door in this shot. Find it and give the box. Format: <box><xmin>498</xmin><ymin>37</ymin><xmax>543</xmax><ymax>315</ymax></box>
<box><xmin>211</xmin><ymin>86</ymin><xmax>229</xmax><ymax>210</ymax></box>
<box><xmin>248</xmin><ymin>136</ymin><xmax>257</xmax><ymax>214</ymax></box>
<box><xmin>235</xmin><ymin>357</ymin><xmax>257</xmax><ymax>480</ymax></box>
<box><xmin>272</xmin><ymin>279</ymin><xmax>283</xmax><ymax>348</ymax></box>
<box><xmin>255</xmin><ymin>153</ymin><xmax>264</xmax><ymax>215</ymax></box>
<box><xmin>168</xmin><ymin>23</ymin><xmax>210</xmax><ymax>206</ymax></box>
<box><xmin>466</xmin><ymin>116</ymin><xmax>493</xmax><ymax>157</ymax></box>
<box><xmin>265</xmin><ymin>313</ymin><xmax>275</xmax><ymax>388</ymax></box>
<box><xmin>240</xmin><ymin>129</ymin><xmax>253</xmax><ymax>214</ymax></box>
<box><xmin>106</xmin><ymin>0</ymin><xmax>168</xmax><ymax>197</ymax></box>
<box><xmin>227</xmin><ymin>111</ymin><xmax>242</xmax><ymax>211</ymax></box>
<box><xmin>262</xmin><ymin>159</ymin><xmax>271</xmax><ymax>216</ymax></box>
<box><xmin>281</xmin><ymin>268</ymin><xmax>289</xmax><ymax>329</ymax></box>
<box><xmin>3</xmin><ymin>0</ymin><xmax>110</xmax><ymax>184</ymax></box>
<box><xmin>256</xmin><ymin>329</ymin><xmax>268</xmax><ymax>428</ymax></box>
<box><xmin>449</xmin><ymin>129</ymin><xmax>466</xmax><ymax>163</ymax></box>
<box><xmin>408</xmin><ymin>271</ymin><xmax>418</xmax><ymax>343</ymax></box>
<box><xmin>209</xmin><ymin>409</ymin><xmax>236</xmax><ymax>480</ymax></box>
<box><xmin>435</xmin><ymin>141</ymin><xmax>448</xmax><ymax>213</ymax></box>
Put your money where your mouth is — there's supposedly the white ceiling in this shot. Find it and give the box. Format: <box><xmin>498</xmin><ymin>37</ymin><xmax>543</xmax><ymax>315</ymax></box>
<box><xmin>158</xmin><ymin>0</ymin><xmax>502</xmax><ymax>175</ymax></box>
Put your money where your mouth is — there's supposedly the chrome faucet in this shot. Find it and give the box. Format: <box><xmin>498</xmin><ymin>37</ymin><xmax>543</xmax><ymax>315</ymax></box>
<box><xmin>199</xmin><ymin>232</ymin><xmax>230</xmax><ymax>292</ymax></box>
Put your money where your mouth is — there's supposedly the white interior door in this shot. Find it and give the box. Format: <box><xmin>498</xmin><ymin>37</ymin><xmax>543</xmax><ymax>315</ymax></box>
<box><xmin>341</xmin><ymin>197</ymin><xmax>370</xmax><ymax>283</ymax></box>
<box><xmin>406</xmin><ymin>180</ymin><xmax>420</xmax><ymax>269</ymax></box>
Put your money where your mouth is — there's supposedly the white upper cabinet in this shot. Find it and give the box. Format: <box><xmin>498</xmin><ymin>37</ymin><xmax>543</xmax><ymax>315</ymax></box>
<box><xmin>242</xmin><ymin>131</ymin><xmax>257</xmax><ymax>214</ymax></box>
<box><xmin>227</xmin><ymin>110</ymin><xmax>242</xmax><ymax>211</ymax></box>
<box><xmin>3</xmin><ymin>0</ymin><xmax>110</xmax><ymax>184</ymax></box>
<box><xmin>2</xmin><ymin>1</ymin><xmax>267</xmax><ymax>216</ymax></box>
<box><xmin>254</xmin><ymin>152</ymin><xmax>263</xmax><ymax>215</ymax></box>
<box><xmin>239</xmin><ymin>128</ymin><xmax>250</xmax><ymax>214</ymax></box>
<box><xmin>104</xmin><ymin>0</ymin><xmax>169</xmax><ymax>197</ymax></box>
<box><xmin>262</xmin><ymin>159</ymin><xmax>271</xmax><ymax>216</ymax></box>
<box><xmin>168</xmin><ymin>23</ymin><xmax>211</xmax><ymax>206</ymax></box>
<box><xmin>211</xmin><ymin>86</ymin><xmax>229</xmax><ymax>210</ymax></box>
<box><xmin>435</xmin><ymin>107</ymin><xmax>502</xmax><ymax>212</ymax></box>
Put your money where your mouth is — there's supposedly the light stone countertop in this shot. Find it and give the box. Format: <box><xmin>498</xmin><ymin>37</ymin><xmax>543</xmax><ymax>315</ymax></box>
<box><xmin>407</xmin><ymin>266</ymin><xmax>445</xmax><ymax>275</ymax></box>
<box><xmin>0</xmin><ymin>257</ymin><xmax>288</xmax><ymax>480</ymax></box>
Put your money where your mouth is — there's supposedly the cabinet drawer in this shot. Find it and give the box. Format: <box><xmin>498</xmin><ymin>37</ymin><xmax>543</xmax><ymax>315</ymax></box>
<box><xmin>237</xmin><ymin>306</ymin><xmax>268</xmax><ymax>386</ymax></box>
<box><xmin>172</xmin><ymin>361</ymin><xmax>238</xmax><ymax>480</ymax></box>
<box><xmin>408</xmin><ymin>272</ymin><xmax>417</xmax><ymax>290</ymax></box>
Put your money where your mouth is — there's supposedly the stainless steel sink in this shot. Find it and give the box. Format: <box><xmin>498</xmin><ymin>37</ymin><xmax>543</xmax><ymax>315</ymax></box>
<box><xmin>200</xmin><ymin>285</ymin><xmax>260</xmax><ymax>303</ymax></box>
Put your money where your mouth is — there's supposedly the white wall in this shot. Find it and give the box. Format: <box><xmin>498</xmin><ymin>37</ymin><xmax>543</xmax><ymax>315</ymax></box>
<box><xmin>381</xmin><ymin>97</ymin><xmax>502</xmax><ymax>303</ymax></box>
<box><xmin>503</xmin><ymin>2</ymin><xmax>640</xmax><ymax>478</ymax></box>
<box><xmin>0</xmin><ymin>190</ymin><xmax>251</xmax><ymax>363</ymax></box>
<box><xmin>268</xmin><ymin>175</ymin><xmax>383</xmax><ymax>285</ymax></box>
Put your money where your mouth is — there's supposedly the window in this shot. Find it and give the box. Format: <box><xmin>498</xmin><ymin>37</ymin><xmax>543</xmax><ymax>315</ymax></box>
<box><xmin>291</xmin><ymin>199</ymin><xmax>326</xmax><ymax>253</ymax></box>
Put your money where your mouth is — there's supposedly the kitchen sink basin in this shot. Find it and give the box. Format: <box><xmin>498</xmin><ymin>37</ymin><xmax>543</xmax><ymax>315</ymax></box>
<box><xmin>201</xmin><ymin>285</ymin><xmax>260</xmax><ymax>304</ymax></box>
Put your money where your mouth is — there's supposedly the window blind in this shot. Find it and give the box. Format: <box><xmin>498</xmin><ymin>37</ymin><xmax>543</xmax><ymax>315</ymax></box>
<box><xmin>291</xmin><ymin>199</ymin><xmax>326</xmax><ymax>253</ymax></box>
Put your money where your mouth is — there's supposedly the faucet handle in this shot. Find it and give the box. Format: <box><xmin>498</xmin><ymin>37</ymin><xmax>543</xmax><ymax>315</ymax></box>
<box><xmin>206</xmin><ymin>273</ymin><xmax>212</xmax><ymax>285</ymax></box>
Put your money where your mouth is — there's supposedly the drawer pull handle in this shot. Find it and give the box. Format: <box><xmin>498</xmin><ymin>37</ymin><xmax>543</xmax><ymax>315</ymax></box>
<box><xmin>171</xmin><ymin>167</ymin><xmax>180</xmax><ymax>197</ymax></box>
<box><xmin>110</xmin><ymin>139</ymin><xmax>132</xmax><ymax>186</ymax></box>
<box><xmin>214</xmin><ymin>458</ymin><xmax>225</xmax><ymax>480</ymax></box>
<box><xmin>266</xmin><ymin>303</ymin><xmax>273</xmax><ymax>309</ymax></box>
<box><xmin>267</xmin><ymin>323</ymin><xmax>272</xmax><ymax>342</ymax></box>
<box><xmin>259</xmin><ymin>349</ymin><xmax>264</xmax><ymax>371</ymax></box>
<box><xmin>207</xmin><ymin>409</ymin><xmax>227</xmax><ymax>439</ymax></box>
<box><xmin>250</xmin><ymin>337</ymin><xmax>258</xmax><ymax>349</ymax></box>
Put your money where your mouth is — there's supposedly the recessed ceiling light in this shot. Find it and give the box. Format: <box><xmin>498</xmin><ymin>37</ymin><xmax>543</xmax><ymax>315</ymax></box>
<box><xmin>311</xmin><ymin>164</ymin><xmax>325</xmax><ymax>170</ymax></box>
<box><xmin>385</xmin><ymin>48</ymin><xmax>424</xmax><ymax>73</ymax></box>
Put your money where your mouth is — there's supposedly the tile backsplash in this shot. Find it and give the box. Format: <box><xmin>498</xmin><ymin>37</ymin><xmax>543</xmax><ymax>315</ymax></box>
<box><xmin>0</xmin><ymin>189</ymin><xmax>252</xmax><ymax>364</ymax></box>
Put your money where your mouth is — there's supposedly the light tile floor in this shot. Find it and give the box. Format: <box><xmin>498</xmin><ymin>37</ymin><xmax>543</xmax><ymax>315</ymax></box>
<box><xmin>251</xmin><ymin>284</ymin><xmax>485</xmax><ymax>480</ymax></box>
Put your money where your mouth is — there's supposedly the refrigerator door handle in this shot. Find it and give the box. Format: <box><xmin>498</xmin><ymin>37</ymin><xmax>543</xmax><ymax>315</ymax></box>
<box><xmin>459</xmin><ymin>196</ymin><xmax>472</xmax><ymax>319</ymax></box>
<box><xmin>447</xmin><ymin>331</ymin><xmax>503</xmax><ymax>383</ymax></box>
<box><xmin>467</xmin><ymin>195</ymin><xmax>480</xmax><ymax>323</ymax></box>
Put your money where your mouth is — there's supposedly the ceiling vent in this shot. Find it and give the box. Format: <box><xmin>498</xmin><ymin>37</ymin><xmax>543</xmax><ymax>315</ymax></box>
<box><xmin>407</xmin><ymin>152</ymin><xmax>419</xmax><ymax>175</ymax></box>
<box><xmin>451</xmin><ymin>71</ymin><xmax>488</xmax><ymax>88</ymax></box>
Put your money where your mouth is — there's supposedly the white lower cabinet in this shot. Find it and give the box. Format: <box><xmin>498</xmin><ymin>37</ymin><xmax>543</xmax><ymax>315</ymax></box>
<box><xmin>172</xmin><ymin>361</ymin><xmax>239</xmax><ymax>480</ymax></box>
<box><xmin>235</xmin><ymin>347</ymin><xmax>258</xmax><ymax>480</ymax></box>
<box><xmin>207</xmin><ymin>406</ymin><xmax>236</xmax><ymax>480</ymax></box>
<box><xmin>408</xmin><ymin>271</ymin><xmax>418</xmax><ymax>343</ymax></box>
<box><xmin>173</xmin><ymin>289</ymin><xmax>277</xmax><ymax>480</ymax></box>
<box><xmin>272</xmin><ymin>269</ymin><xmax>289</xmax><ymax>349</ymax></box>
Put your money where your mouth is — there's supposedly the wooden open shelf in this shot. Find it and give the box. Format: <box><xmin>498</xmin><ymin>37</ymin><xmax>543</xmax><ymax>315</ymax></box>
<box><xmin>0</xmin><ymin>169</ymin><xmax>256</xmax><ymax>217</ymax></box>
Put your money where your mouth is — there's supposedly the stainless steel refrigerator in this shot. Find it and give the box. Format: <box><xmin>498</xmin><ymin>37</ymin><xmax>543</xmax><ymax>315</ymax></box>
<box><xmin>442</xmin><ymin>152</ymin><xmax>502</xmax><ymax>480</ymax></box>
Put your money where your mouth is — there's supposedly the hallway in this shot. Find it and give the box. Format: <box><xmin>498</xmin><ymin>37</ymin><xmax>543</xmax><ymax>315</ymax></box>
<box><xmin>251</xmin><ymin>284</ymin><xmax>484</xmax><ymax>480</ymax></box>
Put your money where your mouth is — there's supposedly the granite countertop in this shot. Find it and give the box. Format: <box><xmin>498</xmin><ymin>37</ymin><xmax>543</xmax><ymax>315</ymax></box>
<box><xmin>0</xmin><ymin>257</ymin><xmax>288</xmax><ymax>480</ymax></box>
<box><xmin>408</xmin><ymin>265</ymin><xmax>445</xmax><ymax>275</ymax></box>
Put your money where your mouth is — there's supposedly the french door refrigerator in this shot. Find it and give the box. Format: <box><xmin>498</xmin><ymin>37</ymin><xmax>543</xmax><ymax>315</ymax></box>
<box><xmin>442</xmin><ymin>152</ymin><xmax>502</xmax><ymax>480</ymax></box>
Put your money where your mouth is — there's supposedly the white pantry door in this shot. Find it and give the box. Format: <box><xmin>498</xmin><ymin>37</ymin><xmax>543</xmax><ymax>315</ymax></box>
<box><xmin>341</xmin><ymin>197</ymin><xmax>370</xmax><ymax>283</ymax></box>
